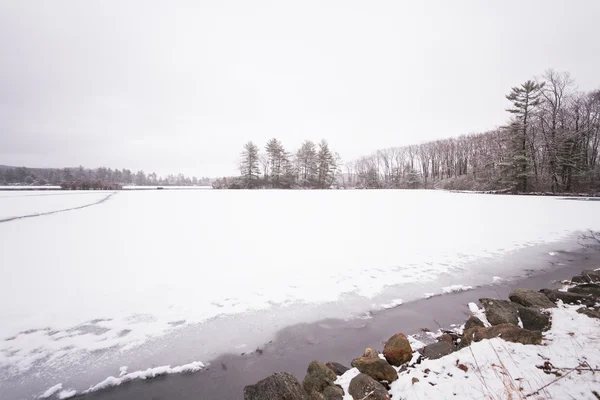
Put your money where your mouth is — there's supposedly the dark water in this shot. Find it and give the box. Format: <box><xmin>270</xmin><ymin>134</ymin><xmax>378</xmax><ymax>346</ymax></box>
<box><xmin>77</xmin><ymin>248</ymin><xmax>600</xmax><ymax>400</ymax></box>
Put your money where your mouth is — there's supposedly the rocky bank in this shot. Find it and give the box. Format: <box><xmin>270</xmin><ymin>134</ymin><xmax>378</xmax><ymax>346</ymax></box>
<box><xmin>243</xmin><ymin>269</ymin><xmax>600</xmax><ymax>400</ymax></box>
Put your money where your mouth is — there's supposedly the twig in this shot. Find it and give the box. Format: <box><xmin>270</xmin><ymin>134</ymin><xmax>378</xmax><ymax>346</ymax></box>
<box><xmin>525</xmin><ymin>364</ymin><xmax>583</xmax><ymax>397</ymax></box>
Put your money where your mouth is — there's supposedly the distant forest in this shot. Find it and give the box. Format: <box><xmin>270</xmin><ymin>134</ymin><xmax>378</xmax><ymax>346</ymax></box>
<box><xmin>0</xmin><ymin>165</ymin><xmax>210</xmax><ymax>188</ymax></box>
<box><xmin>218</xmin><ymin>69</ymin><xmax>600</xmax><ymax>193</ymax></box>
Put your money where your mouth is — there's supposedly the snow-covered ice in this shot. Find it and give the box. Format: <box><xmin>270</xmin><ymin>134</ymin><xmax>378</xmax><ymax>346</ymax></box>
<box><xmin>39</xmin><ymin>383</ymin><xmax>62</xmax><ymax>399</ymax></box>
<box><xmin>0</xmin><ymin>190</ymin><xmax>112</xmax><ymax>221</ymax></box>
<box><xmin>1</xmin><ymin>189</ymin><xmax>600</xmax><ymax>397</ymax></box>
<box><xmin>441</xmin><ymin>284</ymin><xmax>473</xmax><ymax>294</ymax></box>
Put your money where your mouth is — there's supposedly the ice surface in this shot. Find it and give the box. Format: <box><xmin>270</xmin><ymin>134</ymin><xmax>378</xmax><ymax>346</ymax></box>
<box><xmin>1</xmin><ymin>189</ymin><xmax>600</xmax><ymax>397</ymax></box>
<box><xmin>0</xmin><ymin>190</ymin><xmax>112</xmax><ymax>221</ymax></box>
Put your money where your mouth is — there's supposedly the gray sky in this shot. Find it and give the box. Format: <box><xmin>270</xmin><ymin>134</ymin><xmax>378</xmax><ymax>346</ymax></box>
<box><xmin>1</xmin><ymin>0</ymin><xmax>599</xmax><ymax>177</ymax></box>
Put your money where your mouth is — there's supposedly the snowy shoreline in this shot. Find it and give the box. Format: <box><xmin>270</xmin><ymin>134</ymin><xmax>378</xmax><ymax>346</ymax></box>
<box><xmin>245</xmin><ymin>268</ymin><xmax>600</xmax><ymax>400</ymax></box>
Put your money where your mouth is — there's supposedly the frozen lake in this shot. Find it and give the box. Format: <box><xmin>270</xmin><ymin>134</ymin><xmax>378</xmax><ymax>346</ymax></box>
<box><xmin>1</xmin><ymin>189</ymin><xmax>600</xmax><ymax>399</ymax></box>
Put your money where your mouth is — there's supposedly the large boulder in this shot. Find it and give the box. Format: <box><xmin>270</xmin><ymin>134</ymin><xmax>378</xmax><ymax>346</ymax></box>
<box><xmin>348</xmin><ymin>373</ymin><xmax>390</xmax><ymax>400</ymax></box>
<box><xmin>325</xmin><ymin>362</ymin><xmax>350</xmax><ymax>376</ymax></box>
<box><xmin>479</xmin><ymin>298</ymin><xmax>519</xmax><ymax>326</ymax></box>
<box><xmin>509</xmin><ymin>288</ymin><xmax>556</xmax><ymax>308</ymax></box>
<box><xmin>568</xmin><ymin>283</ymin><xmax>600</xmax><ymax>298</ymax></box>
<box><xmin>517</xmin><ymin>307</ymin><xmax>550</xmax><ymax>331</ymax></box>
<box><xmin>464</xmin><ymin>315</ymin><xmax>485</xmax><ymax>331</ymax></box>
<box><xmin>350</xmin><ymin>357</ymin><xmax>398</xmax><ymax>382</ymax></box>
<box><xmin>572</xmin><ymin>270</ymin><xmax>600</xmax><ymax>283</ymax></box>
<box><xmin>244</xmin><ymin>372</ymin><xmax>308</xmax><ymax>400</ymax></box>
<box><xmin>463</xmin><ymin>324</ymin><xmax>542</xmax><ymax>345</ymax></box>
<box><xmin>419</xmin><ymin>341</ymin><xmax>453</xmax><ymax>360</ymax></box>
<box><xmin>303</xmin><ymin>361</ymin><xmax>338</xmax><ymax>397</ymax></box>
<box><xmin>539</xmin><ymin>289</ymin><xmax>595</xmax><ymax>306</ymax></box>
<box><xmin>382</xmin><ymin>333</ymin><xmax>413</xmax><ymax>367</ymax></box>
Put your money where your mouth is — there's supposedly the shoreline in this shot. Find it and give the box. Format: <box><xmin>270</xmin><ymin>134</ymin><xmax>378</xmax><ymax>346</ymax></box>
<box><xmin>75</xmin><ymin>247</ymin><xmax>600</xmax><ymax>400</ymax></box>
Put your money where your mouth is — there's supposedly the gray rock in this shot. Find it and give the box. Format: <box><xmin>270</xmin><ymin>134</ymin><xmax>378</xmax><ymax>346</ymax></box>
<box><xmin>509</xmin><ymin>288</ymin><xmax>556</xmax><ymax>308</ymax></box>
<box><xmin>571</xmin><ymin>270</ymin><xmax>600</xmax><ymax>283</ymax></box>
<box><xmin>363</xmin><ymin>348</ymin><xmax>379</xmax><ymax>359</ymax></box>
<box><xmin>350</xmin><ymin>357</ymin><xmax>398</xmax><ymax>382</ymax></box>
<box><xmin>419</xmin><ymin>341</ymin><xmax>453</xmax><ymax>360</ymax></box>
<box><xmin>568</xmin><ymin>283</ymin><xmax>600</xmax><ymax>298</ymax></box>
<box><xmin>303</xmin><ymin>360</ymin><xmax>338</xmax><ymax>396</ymax></box>
<box><xmin>577</xmin><ymin>307</ymin><xmax>600</xmax><ymax>319</ymax></box>
<box><xmin>348</xmin><ymin>373</ymin><xmax>390</xmax><ymax>400</ymax></box>
<box><xmin>322</xmin><ymin>385</ymin><xmax>344</xmax><ymax>400</ymax></box>
<box><xmin>479</xmin><ymin>298</ymin><xmax>519</xmax><ymax>326</ymax></box>
<box><xmin>539</xmin><ymin>289</ymin><xmax>595</xmax><ymax>306</ymax></box>
<box><xmin>463</xmin><ymin>323</ymin><xmax>542</xmax><ymax>345</ymax></box>
<box><xmin>517</xmin><ymin>307</ymin><xmax>550</xmax><ymax>331</ymax></box>
<box><xmin>325</xmin><ymin>362</ymin><xmax>350</xmax><ymax>376</ymax></box>
<box><xmin>244</xmin><ymin>372</ymin><xmax>308</xmax><ymax>400</ymax></box>
<box><xmin>464</xmin><ymin>315</ymin><xmax>485</xmax><ymax>331</ymax></box>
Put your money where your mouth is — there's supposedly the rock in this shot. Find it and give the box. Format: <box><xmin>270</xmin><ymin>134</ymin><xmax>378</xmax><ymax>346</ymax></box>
<box><xmin>322</xmin><ymin>385</ymin><xmax>344</xmax><ymax>400</ymax></box>
<box><xmin>303</xmin><ymin>360</ymin><xmax>338</xmax><ymax>397</ymax></box>
<box><xmin>572</xmin><ymin>270</ymin><xmax>600</xmax><ymax>283</ymax></box>
<box><xmin>457</xmin><ymin>364</ymin><xmax>468</xmax><ymax>372</ymax></box>
<box><xmin>244</xmin><ymin>372</ymin><xmax>308</xmax><ymax>400</ymax></box>
<box><xmin>412</xmin><ymin>377</ymin><xmax>420</xmax><ymax>384</ymax></box>
<box><xmin>419</xmin><ymin>341</ymin><xmax>453</xmax><ymax>360</ymax></box>
<box><xmin>539</xmin><ymin>289</ymin><xmax>595</xmax><ymax>306</ymax></box>
<box><xmin>348</xmin><ymin>373</ymin><xmax>390</xmax><ymax>400</ymax></box>
<box><xmin>568</xmin><ymin>283</ymin><xmax>600</xmax><ymax>298</ymax></box>
<box><xmin>438</xmin><ymin>333</ymin><xmax>454</xmax><ymax>345</ymax></box>
<box><xmin>383</xmin><ymin>333</ymin><xmax>413</xmax><ymax>367</ymax></box>
<box><xmin>509</xmin><ymin>288</ymin><xmax>557</xmax><ymax>308</ymax></box>
<box><xmin>363</xmin><ymin>348</ymin><xmax>379</xmax><ymax>359</ymax></box>
<box><xmin>325</xmin><ymin>362</ymin><xmax>350</xmax><ymax>376</ymax></box>
<box><xmin>463</xmin><ymin>323</ymin><xmax>542</xmax><ymax>345</ymax></box>
<box><xmin>464</xmin><ymin>315</ymin><xmax>485</xmax><ymax>331</ymax></box>
<box><xmin>350</xmin><ymin>357</ymin><xmax>398</xmax><ymax>382</ymax></box>
<box><xmin>479</xmin><ymin>298</ymin><xmax>519</xmax><ymax>326</ymax></box>
<box><xmin>517</xmin><ymin>307</ymin><xmax>550</xmax><ymax>331</ymax></box>
<box><xmin>577</xmin><ymin>307</ymin><xmax>600</xmax><ymax>319</ymax></box>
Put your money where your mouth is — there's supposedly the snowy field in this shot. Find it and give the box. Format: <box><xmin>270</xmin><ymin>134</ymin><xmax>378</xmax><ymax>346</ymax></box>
<box><xmin>1</xmin><ymin>189</ymin><xmax>600</xmax><ymax>399</ymax></box>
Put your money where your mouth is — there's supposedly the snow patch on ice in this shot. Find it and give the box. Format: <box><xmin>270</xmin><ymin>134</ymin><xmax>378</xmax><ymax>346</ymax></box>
<box><xmin>549</xmin><ymin>251</ymin><xmax>557</xmax><ymax>256</ymax></box>
<box><xmin>492</xmin><ymin>276</ymin><xmax>502</xmax><ymax>283</ymax></box>
<box><xmin>380</xmin><ymin>299</ymin><xmax>404</xmax><ymax>309</ymax></box>
<box><xmin>39</xmin><ymin>383</ymin><xmax>62</xmax><ymax>399</ymax></box>
<box><xmin>57</xmin><ymin>389</ymin><xmax>77</xmax><ymax>399</ymax></box>
<box><xmin>423</xmin><ymin>292</ymin><xmax>436</xmax><ymax>299</ymax></box>
<box><xmin>441</xmin><ymin>284</ymin><xmax>473</xmax><ymax>294</ymax></box>
<box><xmin>118</xmin><ymin>366</ymin><xmax>128</xmax><ymax>377</ymax></box>
<box><xmin>83</xmin><ymin>361</ymin><xmax>205</xmax><ymax>395</ymax></box>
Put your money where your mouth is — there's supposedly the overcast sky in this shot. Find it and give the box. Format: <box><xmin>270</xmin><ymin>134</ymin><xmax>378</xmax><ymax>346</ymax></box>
<box><xmin>1</xmin><ymin>1</ymin><xmax>599</xmax><ymax>177</ymax></box>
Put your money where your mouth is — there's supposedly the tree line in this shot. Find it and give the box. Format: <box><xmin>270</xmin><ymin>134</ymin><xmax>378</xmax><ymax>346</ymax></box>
<box><xmin>213</xmin><ymin>139</ymin><xmax>341</xmax><ymax>189</ymax></box>
<box><xmin>345</xmin><ymin>70</ymin><xmax>600</xmax><ymax>193</ymax></box>
<box><xmin>0</xmin><ymin>166</ymin><xmax>210</xmax><ymax>187</ymax></box>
